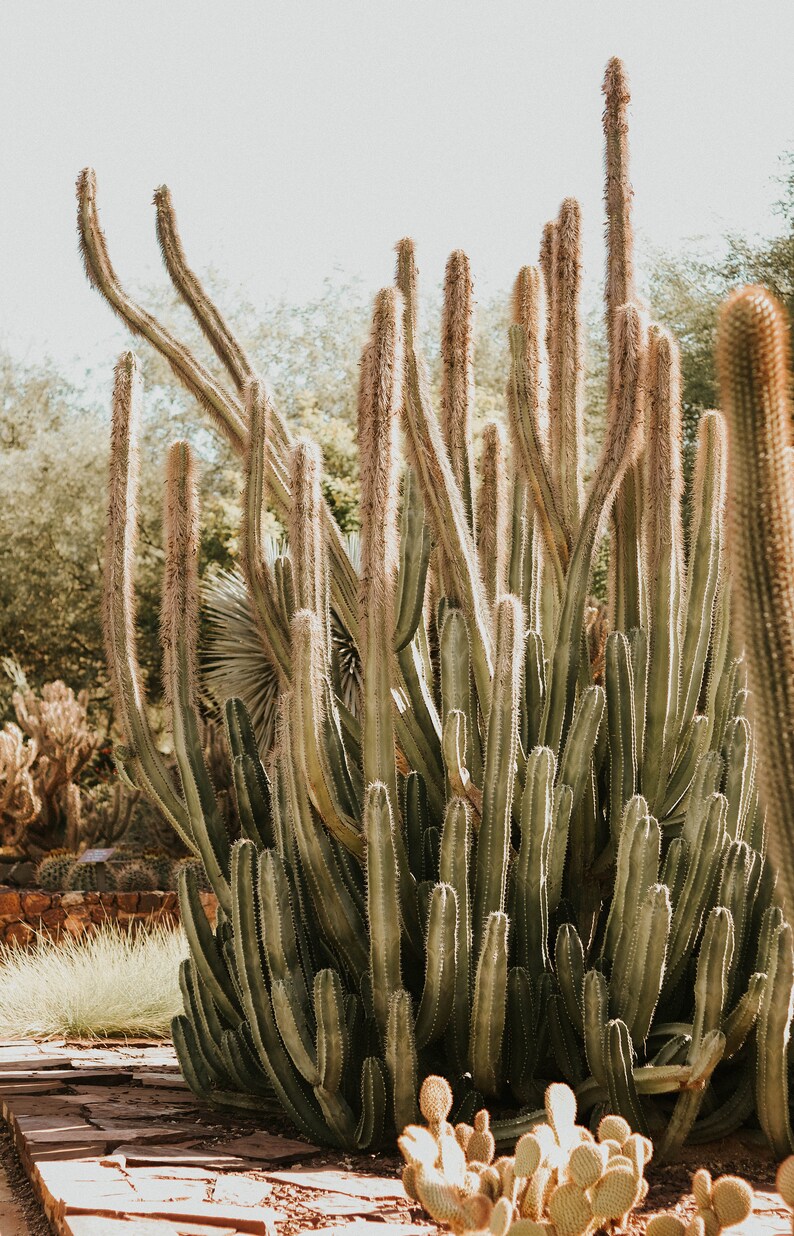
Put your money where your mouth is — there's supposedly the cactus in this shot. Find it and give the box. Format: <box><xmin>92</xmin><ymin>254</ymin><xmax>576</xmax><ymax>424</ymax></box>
<box><xmin>716</xmin><ymin>287</ymin><xmax>794</xmax><ymax>920</ymax></box>
<box><xmin>65</xmin><ymin>860</ymin><xmax>99</xmax><ymax>892</ymax></box>
<box><xmin>113</xmin><ymin>858</ymin><xmax>159</xmax><ymax>892</ymax></box>
<box><xmin>80</xmin><ymin>55</ymin><xmax>792</xmax><ymax>1153</ymax></box>
<box><xmin>36</xmin><ymin>849</ymin><xmax>79</xmax><ymax>890</ymax></box>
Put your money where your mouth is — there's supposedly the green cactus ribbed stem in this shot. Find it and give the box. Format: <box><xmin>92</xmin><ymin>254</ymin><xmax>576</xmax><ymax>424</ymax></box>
<box><xmin>365</xmin><ymin>783</ymin><xmax>402</xmax><ymax>1039</ymax></box>
<box><xmin>717</xmin><ymin>286</ymin><xmax>794</xmax><ymax>918</ymax></box>
<box><xmin>514</xmin><ymin>746</ymin><xmax>555</xmax><ymax>975</ymax></box>
<box><xmin>414</xmin><ymin>881</ymin><xmax>457</xmax><ymax>1048</ymax></box>
<box><xmin>643</xmin><ymin>327</ymin><xmax>685</xmax><ymax>811</ymax></box>
<box><xmin>393</xmin><ymin>467</ymin><xmax>432</xmax><ymax>653</ymax></box>
<box><xmin>470</xmin><ymin>910</ymin><xmax>509</xmax><ymax>1095</ymax></box>
<box><xmin>290</xmin><ymin>439</ymin><xmax>327</xmax><ymax>626</ymax></box>
<box><xmin>439</xmin><ymin>797</ymin><xmax>472</xmax><ymax>1071</ymax></box>
<box><xmin>473</xmin><ymin>595</ymin><xmax>523</xmax><ymax>944</ymax></box>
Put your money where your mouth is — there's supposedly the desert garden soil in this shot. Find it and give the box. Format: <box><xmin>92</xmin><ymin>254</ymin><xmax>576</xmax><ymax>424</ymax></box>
<box><xmin>0</xmin><ymin>1123</ymin><xmax>50</xmax><ymax>1236</ymax></box>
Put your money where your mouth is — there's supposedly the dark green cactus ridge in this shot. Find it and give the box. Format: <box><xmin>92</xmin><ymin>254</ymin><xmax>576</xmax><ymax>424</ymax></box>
<box><xmin>79</xmin><ymin>59</ymin><xmax>793</xmax><ymax>1155</ymax></box>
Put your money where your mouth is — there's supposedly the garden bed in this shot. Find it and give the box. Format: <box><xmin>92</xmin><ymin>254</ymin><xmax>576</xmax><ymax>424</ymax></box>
<box><xmin>0</xmin><ymin>887</ymin><xmax>217</xmax><ymax>945</ymax></box>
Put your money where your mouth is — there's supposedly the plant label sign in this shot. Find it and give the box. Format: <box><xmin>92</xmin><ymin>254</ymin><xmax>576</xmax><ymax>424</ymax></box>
<box><xmin>77</xmin><ymin>848</ymin><xmax>117</xmax><ymax>864</ymax></box>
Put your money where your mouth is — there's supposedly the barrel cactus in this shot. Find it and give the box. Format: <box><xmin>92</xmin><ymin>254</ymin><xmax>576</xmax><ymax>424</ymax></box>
<box><xmin>78</xmin><ymin>56</ymin><xmax>790</xmax><ymax>1153</ymax></box>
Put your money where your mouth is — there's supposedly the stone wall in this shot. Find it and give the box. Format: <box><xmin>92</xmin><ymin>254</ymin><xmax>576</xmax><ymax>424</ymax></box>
<box><xmin>0</xmin><ymin>886</ymin><xmax>218</xmax><ymax>946</ymax></box>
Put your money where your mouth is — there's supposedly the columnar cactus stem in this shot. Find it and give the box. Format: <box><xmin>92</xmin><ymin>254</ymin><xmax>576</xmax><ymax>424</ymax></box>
<box><xmin>103</xmin><ymin>353</ymin><xmax>193</xmax><ymax>848</ymax></box>
<box><xmin>643</xmin><ymin>326</ymin><xmax>685</xmax><ymax>809</ymax></box>
<box><xmin>602</xmin><ymin>57</ymin><xmax>644</xmax><ymax>633</ymax></box>
<box><xmin>477</xmin><ymin>421</ymin><xmax>509</xmax><ymax>606</ymax></box>
<box><xmin>289</xmin><ymin>439</ymin><xmax>327</xmax><ymax>625</ymax></box>
<box><xmin>553</xmin><ymin>198</ymin><xmax>585</xmax><ymax>533</ymax></box>
<box><xmin>717</xmin><ymin>286</ymin><xmax>794</xmax><ymax>917</ymax></box>
<box><xmin>440</xmin><ymin>250</ymin><xmax>476</xmax><ymax>531</ymax></box>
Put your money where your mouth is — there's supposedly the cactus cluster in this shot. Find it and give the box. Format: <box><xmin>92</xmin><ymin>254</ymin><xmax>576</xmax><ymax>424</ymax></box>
<box><xmin>647</xmin><ymin>1171</ymin><xmax>753</xmax><ymax>1236</ymax></box>
<box><xmin>399</xmin><ymin>1075</ymin><xmax>652</xmax><ymax>1236</ymax></box>
<box><xmin>78</xmin><ymin>56</ymin><xmax>793</xmax><ymax>1152</ymax></box>
<box><xmin>35</xmin><ymin>845</ymin><xmax>191</xmax><ymax>891</ymax></box>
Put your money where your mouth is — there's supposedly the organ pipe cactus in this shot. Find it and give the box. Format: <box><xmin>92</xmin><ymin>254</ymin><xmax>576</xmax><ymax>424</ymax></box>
<box><xmin>80</xmin><ymin>57</ymin><xmax>792</xmax><ymax>1153</ymax></box>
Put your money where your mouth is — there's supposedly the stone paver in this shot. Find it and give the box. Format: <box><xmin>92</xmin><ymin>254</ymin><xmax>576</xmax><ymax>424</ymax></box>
<box><xmin>0</xmin><ymin>1040</ymin><xmax>438</xmax><ymax>1235</ymax></box>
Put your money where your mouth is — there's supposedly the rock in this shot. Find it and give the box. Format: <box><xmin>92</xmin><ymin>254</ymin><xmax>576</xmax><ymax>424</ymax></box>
<box><xmin>7</xmin><ymin>862</ymin><xmax>35</xmax><ymax>888</ymax></box>
<box><xmin>0</xmin><ymin>890</ymin><xmax>21</xmax><ymax>916</ymax></box>
<box><xmin>21</xmin><ymin>891</ymin><xmax>52</xmax><ymax>917</ymax></box>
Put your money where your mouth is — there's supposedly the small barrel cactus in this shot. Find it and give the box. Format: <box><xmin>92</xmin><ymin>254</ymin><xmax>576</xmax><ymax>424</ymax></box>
<box><xmin>113</xmin><ymin>859</ymin><xmax>159</xmax><ymax>892</ymax></box>
<box><xmin>36</xmin><ymin>850</ymin><xmax>79</xmax><ymax>890</ymax></box>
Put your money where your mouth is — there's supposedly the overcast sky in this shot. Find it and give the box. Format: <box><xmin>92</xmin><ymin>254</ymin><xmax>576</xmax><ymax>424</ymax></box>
<box><xmin>2</xmin><ymin>0</ymin><xmax>793</xmax><ymax>376</ymax></box>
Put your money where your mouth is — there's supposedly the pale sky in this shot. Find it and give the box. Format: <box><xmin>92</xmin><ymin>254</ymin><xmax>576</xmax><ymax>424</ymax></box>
<box><xmin>2</xmin><ymin>0</ymin><xmax>793</xmax><ymax>375</ymax></box>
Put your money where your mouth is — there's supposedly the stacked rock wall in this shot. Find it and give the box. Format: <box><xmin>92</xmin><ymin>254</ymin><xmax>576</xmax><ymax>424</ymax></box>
<box><xmin>0</xmin><ymin>887</ymin><xmax>218</xmax><ymax>945</ymax></box>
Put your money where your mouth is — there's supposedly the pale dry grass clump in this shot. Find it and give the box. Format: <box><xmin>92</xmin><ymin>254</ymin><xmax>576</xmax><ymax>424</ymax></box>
<box><xmin>0</xmin><ymin>923</ymin><xmax>186</xmax><ymax>1039</ymax></box>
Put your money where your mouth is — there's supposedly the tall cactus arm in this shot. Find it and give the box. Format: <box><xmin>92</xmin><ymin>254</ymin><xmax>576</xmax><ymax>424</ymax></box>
<box><xmin>553</xmin><ymin>198</ymin><xmax>585</xmax><ymax>532</ymax></box>
<box><xmin>395</xmin><ymin>238</ymin><xmax>494</xmax><ymax>707</ymax></box>
<box><xmin>358</xmin><ymin>288</ymin><xmax>402</xmax><ymax>808</ymax></box>
<box><xmin>440</xmin><ymin>250</ymin><xmax>476</xmax><ymax>533</ymax></box>
<box><xmin>472</xmin><ymin>596</ymin><xmax>524</xmax><ymax>944</ymax></box>
<box><xmin>643</xmin><ymin>327</ymin><xmax>685</xmax><ymax>810</ymax></box>
<box><xmin>153</xmin><ymin>184</ymin><xmax>253</xmax><ymax>393</ymax></box>
<box><xmin>103</xmin><ymin>353</ymin><xmax>193</xmax><ymax>849</ymax></box>
<box><xmin>602</xmin><ymin>59</ymin><xmax>644</xmax><ymax>633</ymax></box>
<box><xmin>240</xmin><ymin>380</ymin><xmax>291</xmax><ymax>681</ymax></box>
<box><xmin>477</xmin><ymin>421</ymin><xmax>509</xmax><ymax>606</ymax></box>
<box><xmin>365</xmin><ymin>783</ymin><xmax>403</xmax><ymax>1039</ymax></box>
<box><xmin>162</xmin><ymin>441</ymin><xmax>233</xmax><ymax>912</ymax></box>
<box><xmin>542</xmin><ymin>303</ymin><xmax>646</xmax><ymax>753</ymax></box>
<box><xmin>717</xmin><ymin>286</ymin><xmax>794</xmax><ymax>917</ymax></box>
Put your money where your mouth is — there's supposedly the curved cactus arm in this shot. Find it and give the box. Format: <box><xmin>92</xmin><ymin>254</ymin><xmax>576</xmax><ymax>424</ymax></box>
<box><xmin>470</xmin><ymin>911</ymin><xmax>509</xmax><ymax>1095</ymax></box>
<box><xmin>355</xmin><ymin>1056</ymin><xmax>387</xmax><ymax>1150</ymax></box>
<box><xmin>658</xmin><ymin>715</ymin><xmax>709</xmax><ymax>820</ymax></box>
<box><xmin>102</xmin><ymin>354</ymin><xmax>193</xmax><ymax>849</ymax></box>
<box><xmin>542</xmin><ymin>303</ymin><xmax>646</xmax><ymax>753</ymax></box>
<box><xmin>162</xmin><ymin>441</ymin><xmax>233</xmax><ymax>913</ymax></box>
<box><xmin>472</xmin><ymin>596</ymin><xmax>523</xmax><ymax>944</ymax></box>
<box><xmin>394</xmin><ymin>467</ymin><xmax>432</xmax><ymax>652</ymax></box>
<box><xmin>396</xmin><ymin>641</ymin><xmax>443</xmax><ymax>776</ymax></box>
<box><xmin>153</xmin><ymin>184</ymin><xmax>253</xmax><ymax>392</ymax></box>
<box><xmin>583</xmin><ymin>969</ymin><xmax>609</xmax><ymax>1086</ymax></box>
<box><xmin>440</xmin><ymin>798</ymin><xmax>472</xmax><ymax>1072</ymax></box>
<box><xmin>440</xmin><ymin>249</ymin><xmax>476</xmax><ymax>537</ymax></box>
<box><xmin>717</xmin><ymin>841</ymin><xmax>752</xmax><ymax>999</ymax></box>
<box><xmin>240</xmin><ymin>382</ymin><xmax>292</xmax><ymax>681</ymax></box>
<box><xmin>676</xmin><ymin>413</ymin><xmax>727</xmax><ymax>742</ymax></box>
<box><xmin>755</xmin><ymin>920</ymin><xmax>794</xmax><ymax>1157</ymax></box>
<box><xmin>177</xmin><ymin>867</ymin><xmax>241</xmax><ymax>1024</ymax></box>
<box><xmin>415</xmin><ymin>882</ymin><xmax>458</xmax><ymax>1048</ymax></box>
<box><xmin>514</xmin><ymin>747</ymin><xmax>555</xmax><ymax>975</ymax></box>
<box><xmin>78</xmin><ymin>171</ymin><xmax>247</xmax><ymax>451</ymax></box>
<box><xmin>386</xmin><ymin>989</ymin><xmax>418</xmax><ymax>1132</ymax></box>
<box><xmin>230</xmin><ymin>840</ymin><xmax>333</xmax><ymax>1143</ymax></box>
<box><xmin>555</xmin><ymin>923</ymin><xmax>585</xmax><ymax>1037</ymax></box>
<box><xmin>281</xmin><ymin>704</ymin><xmax>369</xmax><ymax>980</ymax></box>
<box><xmin>604</xmin><ymin>1018</ymin><xmax>648</xmax><ymax>1135</ymax></box>
<box><xmin>396</xmin><ymin>238</ymin><xmax>493</xmax><ymax>708</ymax></box>
<box><xmin>365</xmin><ymin>783</ymin><xmax>403</xmax><ymax>1039</ymax></box>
